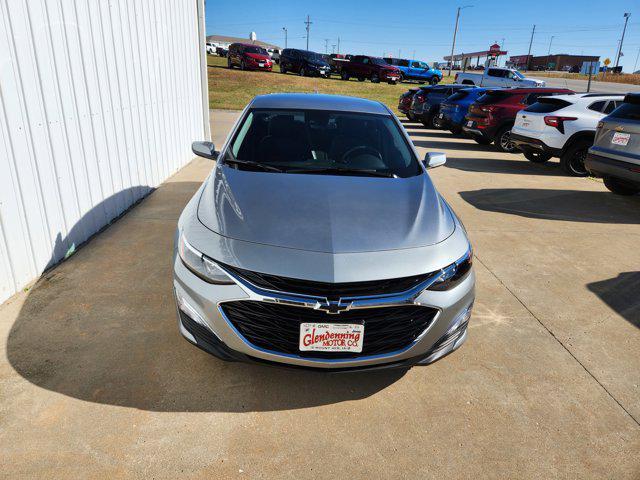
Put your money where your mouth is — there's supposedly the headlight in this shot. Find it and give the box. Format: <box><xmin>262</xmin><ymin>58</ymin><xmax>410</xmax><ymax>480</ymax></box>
<box><xmin>178</xmin><ymin>233</ymin><xmax>234</xmax><ymax>284</ymax></box>
<box><xmin>428</xmin><ymin>247</ymin><xmax>473</xmax><ymax>291</ymax></box>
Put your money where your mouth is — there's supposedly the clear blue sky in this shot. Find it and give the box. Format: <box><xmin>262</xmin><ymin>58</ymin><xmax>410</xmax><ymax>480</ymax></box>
<box><xmin>206</xmin><ymin>0</ymin><xmax>640</xmax><ymax>72</ymax></box>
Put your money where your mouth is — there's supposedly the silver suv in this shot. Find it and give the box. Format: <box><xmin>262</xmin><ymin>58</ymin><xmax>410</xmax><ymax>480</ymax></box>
<box><xmin>173</xmin><ymin>93</ymin><xmax>475</xmax><ymax>370</ymax></box>
<box><xmin>586</xmin><ymin>93</ymin><xmax>640</xmax><ymax>195</ymax></box>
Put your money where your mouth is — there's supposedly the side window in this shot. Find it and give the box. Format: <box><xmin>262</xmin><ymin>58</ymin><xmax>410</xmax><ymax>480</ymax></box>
<box><xmin>399</xmin><ymin>59</ymin><xmax>410</xmax><ymax>67</ymax></box>
<box><xmin>588</xmin><ymin>101</ymin><xmax>606</xmax><ymax>113</ymax></box>
<box><xmin>362</xmin><ymin>57</ymin><xmax>370</xmax><ymax>65</ymax></box>
<box><xmin>487</xmin><ymin>68</ymin><xmax>502</xmax><ymax>77</ymax></box>
<box><xmin>524</xmin><ymin>93</ymin><xmax>541</xmax><ymax>105</ymax></box>
<box><xmin>352</xmin><ymin>56</ymin><xmax>363</xmax><ymax>63</ymax></box>
<box><xmin>602</xmin><ymin>101</ymin><xmax>618</xmax><ymax>114</ymax></box>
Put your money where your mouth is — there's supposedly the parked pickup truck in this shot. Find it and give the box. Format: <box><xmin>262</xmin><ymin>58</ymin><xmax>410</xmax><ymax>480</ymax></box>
<box><xmin>455</xmin><ymin>67</ymin><xmax>545</xmax><ymax>88</ymax></box>
<box><xmin>340</xmin><ymin>55</ymin><xmax>401</xmax><ymax>84</ymax></box>
<box><xmin>384</xmin><ymin>58</ymin><xmax>442</xmax><ymax>85</ymax></box>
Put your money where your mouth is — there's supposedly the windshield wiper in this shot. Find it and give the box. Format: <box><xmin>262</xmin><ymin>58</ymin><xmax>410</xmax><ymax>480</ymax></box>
<box><xmin>223</xmin><ymin>158</ymin><xmax>284</xmax><ymax>173</ymax></box>
<box><xmin>285</xmin><ymin>167</ymin><xmax>397</xmax><ymax>178</ymax></box>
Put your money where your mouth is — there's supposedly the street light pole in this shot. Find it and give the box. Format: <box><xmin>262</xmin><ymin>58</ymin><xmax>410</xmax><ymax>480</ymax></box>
<box><xmin>448</xmin><ymin>5</ymin><xmax>473</xmax><ymax>78</ymax></box>
<box><xmin>547</xmin><ymin>36</ymin><xmax>554</xmax><ymax>56</ymax></box>
<box><xmin>282</xmin><ymin>27</ymin><xmax>287</xmax><ymax>49</ymax></box>
<box><xmin>526</xmin><ymin>25</ymin><xmax>536</xmax><ymax>71</ymax></box>
<box><xmin>615</xmin><ymin>13</ymin><xmax>630</xmax><ymax>70</ymax></box>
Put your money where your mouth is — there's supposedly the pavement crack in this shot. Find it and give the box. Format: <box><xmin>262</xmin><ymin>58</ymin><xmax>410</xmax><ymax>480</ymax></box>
<box><xmin>474</xmin><ymin>254</ymin><xmax>640</xmax><ymax>428</ymax></box>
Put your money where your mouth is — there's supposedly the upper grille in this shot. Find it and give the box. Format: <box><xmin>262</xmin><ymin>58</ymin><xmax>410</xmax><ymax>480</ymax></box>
<box><xmin>219</xmin><ymin>262</ymin><xmax>435</xmax><ymax>300</ymax></box>
<box><xmin>221</xmin><ymin>301</ymin><xmax>438</xmax><ymax>359</ymax></box>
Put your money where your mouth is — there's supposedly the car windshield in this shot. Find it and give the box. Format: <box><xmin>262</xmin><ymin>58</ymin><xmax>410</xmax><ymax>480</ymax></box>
<box><xmin>476</xmin><ymin>91</ymin><xmax>511</xmax><ymax>104</ymax></box>
<box><xmin>225</xmin><ymin>109</ymin><xmax>421</xmax><ymax>178</ymax></box>
<box><xmin>302</xmin><ymin>51</ymin><xmax>323</xmax><ymax>61</ymax></box>
<box><xmin>513</xmin><ymin>70</ymin><xmax>525</xmax><ymax>79</ymax></box>
<box><xmin>245</xmin><ymin>46</ymin><xmax>267</xmax><ymax>54</ymax></box>
<box><xmin>371</xmin><ymin>57</ymin><xmax>388</xmax><ymax>66</ymax></box>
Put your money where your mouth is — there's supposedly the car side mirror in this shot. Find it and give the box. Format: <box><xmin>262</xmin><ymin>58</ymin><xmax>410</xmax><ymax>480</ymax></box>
<box><xmin>424</xmin><ymin>152</ymin><xmax>446</xmax><ymax>169</ymax></box>
<box><xmin>192</xmin><ymin>141</ymin><xmax>218</xmax><ymax>160</ymax></box>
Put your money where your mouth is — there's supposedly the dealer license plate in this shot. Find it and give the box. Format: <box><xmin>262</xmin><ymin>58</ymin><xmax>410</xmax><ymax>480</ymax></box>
<box><xmin>611</xmin><ymin>132</ymin><xmax>630</xmax><ymax>146</ymax></box>
<box><xmin>258</xmin><ymin>63</ymin><xmax>265</xmax><ymax>67</ymax></box>
<box><xmin>466</xmin><ymin>120</ymin><xmax>474</xmax><ymax>127</ymax></box>
<box><xmin>299</xmin><ymin>323</ymin><xmax>364</xmax><ymax>353</ymax></box>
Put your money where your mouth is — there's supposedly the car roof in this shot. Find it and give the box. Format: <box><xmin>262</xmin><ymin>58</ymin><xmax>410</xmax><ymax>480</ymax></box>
<box><xmin>542</xmin><ymin>93</ymin><xmax>624</xmax><ymax>103</ymax></box>
<box><xmin>485</xmin><ymin>87</ymin><xmax>573</xmax><ymax>94</ymax></box>
<box><xmin>250</xmin><ymin>93</ymin><xmax>390</xmax><ymax>115</ymax></box>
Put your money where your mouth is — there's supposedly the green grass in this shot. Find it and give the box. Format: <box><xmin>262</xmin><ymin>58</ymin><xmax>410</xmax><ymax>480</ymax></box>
<box><xmin>208</xmin><ymin>55</ymin><xmax>454</xmax><ymax>113</ymax></box>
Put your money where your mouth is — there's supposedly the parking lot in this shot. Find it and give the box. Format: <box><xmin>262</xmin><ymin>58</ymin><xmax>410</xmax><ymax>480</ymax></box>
<box><xmin>1</xmin><ymin>109</ymin><xmax>638</xmax><ymax>479</ymax></box>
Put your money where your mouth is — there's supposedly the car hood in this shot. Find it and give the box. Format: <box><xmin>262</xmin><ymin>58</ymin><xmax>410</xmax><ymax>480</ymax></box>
<box><xmin>246</xmin><ymin>53</ymin><xmax>270</xmax><ymax>61</ymax></box>
<box><xmin>197</xmin><ymin>166</ymin><xmax>455</xmax><ymax>254</ymax></box>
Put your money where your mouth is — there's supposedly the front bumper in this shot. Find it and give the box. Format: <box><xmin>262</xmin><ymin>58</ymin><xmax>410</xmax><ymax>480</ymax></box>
<box><xmin>510</xmin><ymin>132</ymin><xmax>562</xmax><ymax>157</ymax></box>
<box><xmin>173</xmin><ymin>249</ymin><xmax>475</xmax><ymax>371</ymax></box>
<box><xmin>585</xmin><ymin>152</ymin><xmax>640</xmax><ymax>186</ymax></box>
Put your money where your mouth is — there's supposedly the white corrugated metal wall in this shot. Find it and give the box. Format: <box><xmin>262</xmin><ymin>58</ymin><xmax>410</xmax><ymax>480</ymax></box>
<box><xmin>0</xmin><ymin>0</ymin><xmax>209</xmax><ymax>303</ymax></box>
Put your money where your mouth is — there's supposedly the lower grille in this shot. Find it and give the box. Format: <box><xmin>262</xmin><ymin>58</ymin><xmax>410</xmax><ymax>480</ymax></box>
<box><xmin>220</xmin><ymin>301</ymin><xmax>438</xmax><ymax>359</ymax></box>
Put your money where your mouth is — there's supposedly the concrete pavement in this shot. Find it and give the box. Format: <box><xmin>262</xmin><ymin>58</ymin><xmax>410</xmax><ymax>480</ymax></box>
<box><xmin>0</xmin><ymin>110</ymin><xmax>638</xmax><ymax>479</ymax></box>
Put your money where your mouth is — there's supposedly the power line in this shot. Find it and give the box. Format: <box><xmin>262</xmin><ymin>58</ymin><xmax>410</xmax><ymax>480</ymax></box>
<box><xmin>304</xmin><ymin>15</ymin><xmax>312</xmax><ymax>50</ymax></box>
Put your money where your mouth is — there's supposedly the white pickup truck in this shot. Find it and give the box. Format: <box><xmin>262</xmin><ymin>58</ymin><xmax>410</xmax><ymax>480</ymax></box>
<box><xmin>455</xmin><ymin>67</ymin><xmax>545</xmax><ymax>87</ymax></box>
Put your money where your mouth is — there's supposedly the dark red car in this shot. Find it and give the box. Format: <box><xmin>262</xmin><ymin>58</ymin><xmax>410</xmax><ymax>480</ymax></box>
<box><xmin>462</xmin><ymin>87</ymin><xmax>573</xmax><ymax>152</ymax></box>
<box><xmin>227</xmin><ymin>43</ymin><xmax>273</xmax><ymax>72</ymax></box>
<box><xmin>340</xmin><ymin>55</ymin><xmax>401</xmax><ymax>84</ymax></box>
<box><xmin>398</xmin><ymin>88</ymin><xmax>419</xmax><ymax>119</ymax></box>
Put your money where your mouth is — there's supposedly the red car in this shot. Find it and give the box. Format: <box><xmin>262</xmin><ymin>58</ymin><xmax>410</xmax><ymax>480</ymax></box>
<box><xmin>340</xmin><ymin>55</ymin><xmax>401</xmax><ymax>84</ymax></box>
<box><xmin>462</xmin><ymin>87</ymin><xmax>573</xmax><ymax>152</ymax></box>
<box><xmin>227</xmin><ymin>43</ymin><xmax>273</xmax><ymax>72</ymax></box>
<box><xmin>398</xmin><ymin>88</ymin><xmax>419</xmax><ymax>119</ymax></box>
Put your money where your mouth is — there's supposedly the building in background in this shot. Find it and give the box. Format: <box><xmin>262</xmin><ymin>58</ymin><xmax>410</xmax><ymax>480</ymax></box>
<box><xmin>0</xmin><ymin>0</ymin><xmax>210</xmax><ymax>303</ymax></box>
<box><xmin>509</xmin><ymin>53</ymin><xmax>600</xmax><ymax>71</ymax></box>
<box><xmin>443</xmin><ymin>44</ymin><xmax>508</xmax><ymax>70</ymax></box>
<box><xmin>206</xmin><ymin>34</ymin><xmax>280</xmax><ymax>50</ymax></box>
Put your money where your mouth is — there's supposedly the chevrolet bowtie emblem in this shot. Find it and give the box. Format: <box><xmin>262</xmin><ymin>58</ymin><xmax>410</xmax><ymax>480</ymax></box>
<box><xmin>315</xmin><ymin>300</ymin><xmax>352</xmax><ymax>314</ymax></box>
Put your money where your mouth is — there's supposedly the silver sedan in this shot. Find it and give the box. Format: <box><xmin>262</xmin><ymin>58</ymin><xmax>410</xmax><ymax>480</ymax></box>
<box><xmin>173</xmin><ymin>93</ymin><xmax>475</xmax><ymax>370</ymax></box>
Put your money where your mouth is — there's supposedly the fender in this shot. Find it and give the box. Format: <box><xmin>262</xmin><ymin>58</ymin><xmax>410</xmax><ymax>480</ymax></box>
<box><xmin>561</xmin><ymin>130</ymin><xmax>596</xmax><ymax>155</ymax></box>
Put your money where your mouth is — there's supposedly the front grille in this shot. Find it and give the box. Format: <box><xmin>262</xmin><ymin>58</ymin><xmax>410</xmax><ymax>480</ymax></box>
<box><xmin>219</xmin><ymin>263</ymin><xmax>435</xmax><ymax>300</ymax></box>
<box><xmin>221</xmin><ymin>301</ymin><xmax>437</xmax><ymax>359</ymax></box>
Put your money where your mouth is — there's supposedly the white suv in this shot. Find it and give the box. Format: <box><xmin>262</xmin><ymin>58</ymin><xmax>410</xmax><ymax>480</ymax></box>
<box><xmin>511</xmin><ymin>93</ymin><xmax>624</xmax><ymax>176</ymax></box>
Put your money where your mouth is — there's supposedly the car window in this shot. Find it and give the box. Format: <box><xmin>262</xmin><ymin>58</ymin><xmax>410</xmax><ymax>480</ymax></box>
<box><xmin>488</xmin><ymin>69</ymin><xmax>504</xmax><ymax>78</ymax></box>
<box><xmin>524</xmin><ymin>98</ymin><xmax>572</xmax><ymax>113</ymax></box>
<box><xmin>608</xmin><ymin>101</ymin><xmax>640</xmax><ymax>120</ymax></box>
<box><xmin>602</xmin><ymin>101</ymin><xmax>619</xmax><ymax>115</ymax></box>
<box><xmin>399</xmin><ymin>59</ymin><xmax>409</xmax><ymax>67</ymax></box>
<box><xmin>363</xmin><ymin>58</ymin><xmax>370</xmax><ymax>65</ymax></box>
<box><xmin>448</xmin><ymin>91</ymin><xmax>469</xmax><ymax>101</ymax></box>
<box><xmin>226</xmin><ymin>110</ymin><xmax>421</xmax><ymax>178</ymax></box>
<box><xmin>588</xmin><ymin>101</ymin><xmax>606</xmax><ymax>112</ymax></box>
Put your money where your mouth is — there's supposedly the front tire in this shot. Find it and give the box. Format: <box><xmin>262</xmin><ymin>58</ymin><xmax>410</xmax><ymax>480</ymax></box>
<box><xmin>371</xmin><ymin>73</ymin><xmax>380</xmax><ymax>83</ymax></box>
<box><xmin>299</xmin><ymin>67</ymin><xmax>306</xmax><ymax>77</ymax></box>
<box><xmin>603</xmin><ymin>177</ymin><xmax>640</xmax><ymax>195</ymax></box>
<box><xmin>430</xmin><ymin>76</ymin><xmax>440</xmax><ymax>85</ymax></box>
<box><xmin>341</xmin><ymin>71</ymin><xmax>350</xmax><ymax>81</ymax></box>
<box><xmin>280</xmin><ymin>64</ymin><xmax>287</xmax><ymax>74</ymax></box>
<box><xmin>523</xmin><ymin>151</ymin><xmax>552</xmax><ymax>163</ymax></box>
<box><xmin>560</xmin><ymin>139</ymin><xmax>591</xmax><ymax>176</ymax></box>
<box><xmin>494</xmin><ymin>125</ymin><xmax>517</xmax><ymax>153</ymax></box>
<box><xmin>227</xmin><ymin>58</ymin><xmax>233</xmax><ymax>69</ymax></box>
<box><xmin>240</xmin><ymin>60</ymin><xmax>246</xmax><ymax>71</ymax></box>
<box><xmin>431</xmin><ymin>109</ymin><xmax>443</xmax><ymax>129</ymax></box>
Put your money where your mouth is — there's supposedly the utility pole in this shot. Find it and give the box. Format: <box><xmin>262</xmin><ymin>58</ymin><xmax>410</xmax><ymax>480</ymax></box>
<box><xmin>547</xmin><ymin>36</ymin><xmax>554</xmax><ymax>56</ymax></box>
<box><xmin>500</xmin><ymin>37</ymin><xmax>505</xmax><ymax>66</ymax></box>
<box><xmin>332</xmin><ymin>44</ymin><xmax>336</xmax><ymax>54</ymax></box>
<box><xmin>526</xmin><ymin>25</ymin><xmax>536</xmax><ymax>71</ymax></box>
<box><xmin>304</xmin><ymin>15</ymin><xmax>312</xmax><ymax>51</ymax></box>
<box><xmin>337</xmin><ymin>37</ymin><xmax>340</xmax><ymax>54</ymax></box>
<box><xmin>633</xmin><ymin>46</ymin><xmax>640</xmax><ymax>73</ymax></box>
<box><xmin>448</xmin><ymin>5</ymin><xmax>473</xmax><ymax>78</ymax></box>
<box><xmin>615</xmin><ymin>13</ymin><xmax>631</xmax><ymax>70</ymax></box>
<box><xmin>398</xmin><ymin>48</ymin><xmax>401</xmax><ymax>58</ymax></box>
<box><xmin>282</xmin><ymin>27</ymin><xmax>287</xmax><ymax>49</ymax></box>
<box><xmin>324</xmin><ymin>38</ymin><xmax>329</xmax><ymax>54</ymax></box>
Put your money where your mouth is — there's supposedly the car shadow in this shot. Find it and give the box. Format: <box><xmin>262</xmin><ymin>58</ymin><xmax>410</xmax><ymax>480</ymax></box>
<box><xmin>6</xmin><ymin>181</ymin><xmax>405</xmax><ymax>413</ymax></box>
<box><xmin>444</xmin><ymin>156</ymin><xmax>566</xmax><ymax>176</ymax></box>
<box><xmin>406</xmin><ymin>130</ymin><xmax>464</xmax><ymax>139</ymax></box>
<box><xmin>587</xmin><ymin>272</ymin><xmax>640</xmax><ymax>328</ymax></box>
<box><xmin>586</xmin><ymin>272</ymin><xmax>640</xmax><ymax>329</ymax></box>
<box><xmin>460</xmin><ymin>188</ymin><xmax>640</xmax><ymax>223</ymax></box>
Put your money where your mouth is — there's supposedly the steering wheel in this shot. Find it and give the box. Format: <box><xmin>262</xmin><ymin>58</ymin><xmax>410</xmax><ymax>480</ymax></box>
<box><xmin>340</xmin><ymin>145</ymin><xmax>382</xmax><ymax>163</ymax></box>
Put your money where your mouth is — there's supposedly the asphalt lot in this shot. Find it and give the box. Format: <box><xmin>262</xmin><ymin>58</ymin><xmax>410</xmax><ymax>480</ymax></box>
<box><xmin>1</xmin><ymin>110</ymin><xmax>639</xmax><ymax>479</ymax></box>
<box><xmin>540</xmin><ymin>75</ymin><xmax>640</xmax><ymax>93</ymax></box>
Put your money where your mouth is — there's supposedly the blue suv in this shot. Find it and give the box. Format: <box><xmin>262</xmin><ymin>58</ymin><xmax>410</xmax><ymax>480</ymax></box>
<box><xmin>384</xmin><ymin>58</ymin><xmax>442</xmax><ymax>85</ymax></box>
<box><xmin>438</xmin><ymin>87</ymin><xmax>487</xmax><ymax>133</ymax></box>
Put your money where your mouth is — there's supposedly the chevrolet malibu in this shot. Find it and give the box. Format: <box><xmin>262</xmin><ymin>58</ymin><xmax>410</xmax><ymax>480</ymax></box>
<box><xmin>173</xmin><ymin>93</ymin><xmax>475</xmax><ymax>370</ymax></box>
